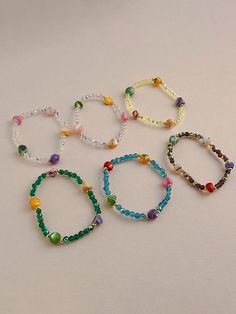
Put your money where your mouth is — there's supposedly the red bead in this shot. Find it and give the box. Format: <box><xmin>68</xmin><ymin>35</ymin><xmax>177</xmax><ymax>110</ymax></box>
<box><xmin>103</xmin><ymin>161</ymin><xmax>113</xmax><ymax>171</ymax></box>
<box><xmin>205</xmin><ymin>182</ymin><xmax>215</xmax><ymax>193</ymax></box>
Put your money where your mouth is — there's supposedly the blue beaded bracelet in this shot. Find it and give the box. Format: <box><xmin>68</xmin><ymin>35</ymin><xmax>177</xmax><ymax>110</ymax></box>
<box><xmin>102</xmin><ymin>153</ymin><xmax>173</xmax><ymax>221</ymax></box>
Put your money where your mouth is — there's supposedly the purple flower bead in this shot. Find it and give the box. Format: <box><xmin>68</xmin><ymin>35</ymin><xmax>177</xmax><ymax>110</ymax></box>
<box><xmin>225</xmin><ymin>162</ymin><xmax>234</xmax><ymax>169</ymax></box>
<box><xmin>49</xmin><ymin>154</ymin><xmax>60</xmax><ymax>165</ymax></box>
<box><xmin>147</xmin><ymin>209</ymin><xmax>158</xmax><ymax>220</ymax></box>
<box><xmin>92</xmin><ymin>215</ymin><xmax>103</xmax><ymax>225</ymax></box>
<box><xmin>175</xmin><ymin>97</ymin><xmax>185</xmax><ymax>107</ymax></box>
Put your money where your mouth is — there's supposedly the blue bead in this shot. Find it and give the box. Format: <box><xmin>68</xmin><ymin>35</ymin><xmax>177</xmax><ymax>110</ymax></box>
<box><xmin>116</xmin><ymin>204</ymin><xmax>122</xmax><ymax>210</ymax></box>
<box><xmin>134</xmin><ymin>213</ymin><xmax>140</xmax><ymax>219</ymax></box>
<box><xmin>124</xmin><ymin>210</ymin><xmax>130</xmax><ymax>216</ymax></box>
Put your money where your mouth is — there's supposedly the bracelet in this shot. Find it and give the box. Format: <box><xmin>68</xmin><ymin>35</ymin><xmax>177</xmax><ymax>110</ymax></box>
<box><xmin>125</xmin><ymin>77</ymin><xmax>185</xmax><ymax>128</ymax></box>
<box><xmin>102</xmin><ymin>153</ymin><xmax>173</xmax><ymax>221</ymax></box>
<box><xmin>72</xmin><ymin>93</ymin><xmax>128</xmax><ymax>149</ymax></box>
<box><xmin>167</xmin><ymin>131</ymin><xmax>234</xmax><ymax>193</ymax></box>
<box><xmin>12</xmin><ymin>106</ymin><xmax>68</xmax><ymax>165</ymax></box>
<box><xmin>29</xmin><ymin>168</ymin><xmax>103</xmax><ymax>245</ymax></box>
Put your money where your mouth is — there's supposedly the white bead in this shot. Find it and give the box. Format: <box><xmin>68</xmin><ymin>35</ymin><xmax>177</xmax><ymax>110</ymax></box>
<box><xmin>201</xmin><ymin>137</ymin><xmax>211</xmax><ymax>146</ymax></box>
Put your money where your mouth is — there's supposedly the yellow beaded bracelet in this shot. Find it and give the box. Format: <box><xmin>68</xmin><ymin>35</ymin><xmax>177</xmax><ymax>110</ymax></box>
<box><xmin>125</xmin><ymin>77</ymin><xmax>185</xmax><ymax>128</ymax></box>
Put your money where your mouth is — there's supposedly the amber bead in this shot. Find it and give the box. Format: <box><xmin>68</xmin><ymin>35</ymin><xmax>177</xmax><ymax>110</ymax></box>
<box><xmin>164</xmin><ymin>119</ymin><xmax>175</xmax><ymax>128</ymax></box>
<box><xmin>107</xmin><ymin>138</ymin><xmax>118</xmax><ymax>149</ymax></box>
<box><xmin>132</xmin><ymin>110</ymin><xmax>139</xmax><ymax>119</ymax></box>
<box><xmin>82</xmin><ymin>182</ymin><xmax>92</xmax><ymax>192</ymax></box>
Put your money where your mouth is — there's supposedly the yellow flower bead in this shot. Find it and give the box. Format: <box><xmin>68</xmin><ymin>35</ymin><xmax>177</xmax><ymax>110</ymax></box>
<box><xmin>29</xmin><ymin>197</ymin><xmax>40</xmax><ymax>209</ymax></box>
<box><xmin>139</xmin><ymin>154</ymin><xmax>150</xmax><ymax>164</ymax></box>
<box><xmin>103</xmin><ymin>96</ymin><xmax>113</xmax><ymax>106</ymax></box>
<box><xmin>82</xmin><ymin>182</ymin><xmax>92</xmax><ymax>192</ymax></box>
<box><xmin>107</xmin><ymin>138</ymin><xmax>118</xmax><ymax>149</ymax></box>
<box><xmin>61</xmin><ymin>128</ymin><xmax>72</xmax><ymax>136</ymax></box>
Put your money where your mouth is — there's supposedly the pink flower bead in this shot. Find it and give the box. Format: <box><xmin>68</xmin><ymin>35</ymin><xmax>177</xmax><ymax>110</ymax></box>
<box><xmin>121</xmin><ymin>112</ymin><xmax>129</xmax><ymax>122</ymax></box>
<box><xmin>12</xmin><ymin>115</ymin><xmax>23</xmax><ymax>125</ymax></box>
<box><xmin>47</xmin><ymin>169</ymin><xmax>57</xmax><ymax>177</ymax></box>
<box><xmin>74</xmin><ymin>124</ymin><xmax>83</xmax><ymax>135</ymax></box>
<box><xmin>163</xmin><ymin>177</ymin><xmax>173</xmax><ymax>188</ymax></box>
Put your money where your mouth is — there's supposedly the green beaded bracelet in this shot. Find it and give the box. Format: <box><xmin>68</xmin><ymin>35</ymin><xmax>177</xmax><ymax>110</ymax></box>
<box><xmin>29</xmin><ymin>169</ymin><xmax>103</xmax><ymax>245</ymax></box>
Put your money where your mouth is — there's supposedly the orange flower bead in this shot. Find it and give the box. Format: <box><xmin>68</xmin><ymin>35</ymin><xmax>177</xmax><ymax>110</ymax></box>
<box><xmin>153</xmin><ymin>77</ymin><xmax>163</xmax><ymax>87</ymax></box>
<box><xmin>29</xmin><ymin>197</ymin><xmax>41</xmax><ymax>209</ymax></box>
<box><xmin>103</xmin><ymin>96</ymin><xmax>113</xmax><ymax>106</ymax></box>
<box><xmin>139</xmin><ymin>154</ymin><xmax>150</xmax><ymax>164</ymax></box>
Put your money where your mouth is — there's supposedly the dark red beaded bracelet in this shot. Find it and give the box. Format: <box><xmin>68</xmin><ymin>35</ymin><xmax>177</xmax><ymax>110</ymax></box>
<box><xmin>167</xmin><ymin>132</ymin><xmax>234</xmax><ymax>193</ymax></box>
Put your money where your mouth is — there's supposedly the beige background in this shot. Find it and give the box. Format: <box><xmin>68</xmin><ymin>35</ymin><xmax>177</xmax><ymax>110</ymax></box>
<box><xmin>1</xmin><ymin>1</ymin><xmax>236</xmax><ymax>313</ymax></box>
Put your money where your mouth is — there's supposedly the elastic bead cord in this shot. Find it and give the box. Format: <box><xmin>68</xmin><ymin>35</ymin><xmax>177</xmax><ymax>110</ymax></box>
<box><xmin>12</xmin><ymin>106</ymin><xmax>68</xmax><ymax>165</ymax></box>
<box><xmin>71</xmin><ymin>93</ymin><xmax>128</xmax><ymax>149</ymax></box>
<box><xmin>167</xmin><ymin>132</ymin><xmax>234</xmax><ymax>193</ymax></box>
<box><xmin>29</xmin><ymin>169</ymin><xmax>103</xmax><ymax>245</ymax></box>
<box><xmin>125</xmin><ymin>77</ymin><xmax>185</xmax><ymax>128</ymax></box>
<box><xmin>102</xmin><ymin>153</ymin><xmax>173</xmax><ymax>221</ymax></box>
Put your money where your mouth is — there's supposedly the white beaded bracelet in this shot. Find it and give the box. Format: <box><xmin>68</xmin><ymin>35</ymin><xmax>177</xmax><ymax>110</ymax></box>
<box><xmin>12</xmin><ymin>106</ymin><xmax>68</xmax><ymax>164</ymax></box>
<box><xmin>71</xmin><ymin>93</ymin><xmax>128</xmax><ymax>149</ymax></box>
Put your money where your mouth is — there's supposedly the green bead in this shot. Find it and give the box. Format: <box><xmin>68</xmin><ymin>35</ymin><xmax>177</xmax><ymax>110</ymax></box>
<box><xmin>83</xmin><ymin>228</ymin><xmax>89</xmax><ymax>234</ymax></box>
<box><xmin>78</xmin><ymin>231</ymin><xmax>84</xmax><ymax>238</ymax></box>
<box><xmin>107</xmin><ymin>194</ymin><xmax>117</xmax><ymax>206</ymax></box>
<box><xmin>169</xmin><ymin>135</ymin><xmax>178</xmax><ymax>145</ymax></box>
<box><xmin>36</xmin><ymin>208</ymin><xmax>42</xmax><ymax>214</ymax></box>
<box><xmin>30</xmin><ymin>191</ymin><xmax>35</xmax><ymax>197</ymax></box>
<box><xmin>76</xmin><ymin>177</ymin><xmax>83</xmax><ymax>184</ymax></box>
<box><xmin>125</xmin><ymin>87</ymin><xmax>135</xmax><ymax>97</ymax></box>
<box><xmin>95</xmin><ymin>207</ymin><xmax>101</xmax><ymax>214</ymax></box>
<box><xmin>63</xmin><ymin>236</ymin><xmax>70</xmax><ymax>243</ymax></box>
<box><xmin>43</xmin><ymin>229</ymin><xmax>49</xmax><ymax>236</ymax></box>
<box><xmin>68</xmin><ymin>236</ymin><xmax>74</xmax><ymax>242</ymax></box>
<box><xmin>41</xmin><ymin>173</ymin><xmax>46</xmax><ymax>179</ymax></box>
<box><xmin>74</xmin><ymin>100</ymin><xmax>83</xmax><ymax>109</ymax></box>
<box><xmin>39</xmin><ymin>222</ymin><xmax>45</xmax><ymax>229</ymax></box>
<box><xmin>36</xmin><ymin>179</ymin><xmax>41</xmax><ymax>185</ymax></box>
<box><xmin>73</xmin><ymin>234</ymin><xmax>79</xmax><ymax>240</ymax></box>
<box><xmin>58</xmin><ymin>169</ymin><xmax>64</xmax><ymax>175</ymax></box>
<box><xmin>68</xmin><ymin>172</ymin><xmax>72</xmax><ymax>177</ymax></box>
<box><xmin>71</xmin><ymin>173</ymin><xmax>77</xmax><ymax>178</ymax></box>
<box><xmin>32</xmin><ymin>183</ymin><xmax>37</xmax><ymax>189</ymax></box>
<box><xmin>18</xmin><ymin>145</ymin><xmax>28</xmax><ymax>155</ymax></box>
<box><xmin>48</xmin><ymin>232</ymin><xmax>61</xmax><ymax>244</ymax></box>
<box><xmin>37</xmin><ymin>216</ymin><xmax>44</xmax><ymax>223</ymax></box>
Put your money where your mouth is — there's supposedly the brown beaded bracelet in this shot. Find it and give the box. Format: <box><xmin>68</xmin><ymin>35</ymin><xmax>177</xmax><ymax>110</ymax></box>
<box><xmin>167</xmin><ymin>131</ymin><xmax>234</xmax><ymax>193</ymax></box>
